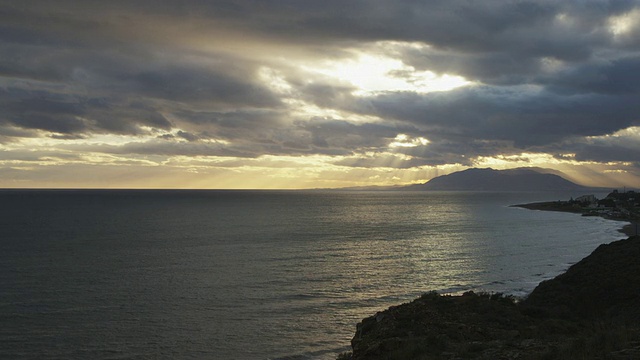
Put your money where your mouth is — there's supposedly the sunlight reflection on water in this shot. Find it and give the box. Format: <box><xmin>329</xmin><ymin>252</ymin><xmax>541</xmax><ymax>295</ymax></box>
<box><xmin>0</xmin><ymin>190</ymin><xmax>626</xmax><ymax>360</ymax></box>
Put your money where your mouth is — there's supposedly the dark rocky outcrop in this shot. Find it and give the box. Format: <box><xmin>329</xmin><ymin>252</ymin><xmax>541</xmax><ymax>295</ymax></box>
<box><xmin>342</xmin><ymin>236</ymin><xmax>640</xmax><ymax>359</ymax></box>
<box><xmin>523</xmin><ymin>236</ymin><xmax>640</xmax><ymax>322</ymax></box>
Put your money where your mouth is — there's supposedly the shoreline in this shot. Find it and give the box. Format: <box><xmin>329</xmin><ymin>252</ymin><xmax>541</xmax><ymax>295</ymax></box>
<box><xmin>340</xmin><ymin>199</ymin><xmax>640</xmax><ymax>359</ymax></box>
<box><xmin>342</xmin><ymin>234</ymin><xmax>640</xmax><ymax>359</ymax></box>
<box><xmin>511</xmin><ymin>201</ymin><xmax>638</xmax><ymax>237</ymax></box>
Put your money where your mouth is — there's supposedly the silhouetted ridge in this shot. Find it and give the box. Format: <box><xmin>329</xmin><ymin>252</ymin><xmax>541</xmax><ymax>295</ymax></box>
<box><xmin>413</xmin><ymin>167</ymin><xmax>587</xmax><ymax>191</ymax></box>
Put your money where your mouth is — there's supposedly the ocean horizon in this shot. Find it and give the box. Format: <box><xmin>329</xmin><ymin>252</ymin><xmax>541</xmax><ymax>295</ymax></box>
<box><xmin>0</xmin><ymin>189</ymin><xmax>628</xmax><ymax>359</ymax></box>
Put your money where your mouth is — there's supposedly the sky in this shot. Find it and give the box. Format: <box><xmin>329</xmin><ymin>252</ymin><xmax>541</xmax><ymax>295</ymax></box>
<box><xmin>1</xmin><ymin>0</ymin><xmax>640</xmax><ymax>189</ymax></box>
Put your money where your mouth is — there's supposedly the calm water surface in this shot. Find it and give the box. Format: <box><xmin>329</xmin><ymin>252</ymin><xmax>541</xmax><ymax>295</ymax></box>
<box><xmin>0</xmin><ymin>190</ymin><xmax>627</xmax><ymax>359</ymax></box>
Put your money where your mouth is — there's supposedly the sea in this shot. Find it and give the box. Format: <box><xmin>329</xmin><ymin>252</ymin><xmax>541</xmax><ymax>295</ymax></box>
<box><xmin>0</xmin><ymin>189</ymin><xmax>628</xmax><ymax>360</ymax></box>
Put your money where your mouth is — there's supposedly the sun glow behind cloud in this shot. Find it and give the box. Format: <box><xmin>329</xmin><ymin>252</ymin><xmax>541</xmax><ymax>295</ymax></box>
<box><xmin>303</xmin><ymin>52</ymin><xmax>471</xmax><ymax>95</ymax></box>
<box><xmin>389</xmin><ymin>134</ymin><xmax>430</xmax><ymax>148</ymax></box>
<box><xmin>2</xmin><ymin>3</ymin><xmax>640</xmax><ymax>189</ymax></box>
<box><xmin>608</xmin><ymin>9</ymin><xmax>640</xmax><ymax>37</ymax></box>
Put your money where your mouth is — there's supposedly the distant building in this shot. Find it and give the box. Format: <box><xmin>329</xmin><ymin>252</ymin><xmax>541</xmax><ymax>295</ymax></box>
<box><xmin>575</xmin><ymin>194</ymin><xmax>597</xmax><ymax>205</ymax></box>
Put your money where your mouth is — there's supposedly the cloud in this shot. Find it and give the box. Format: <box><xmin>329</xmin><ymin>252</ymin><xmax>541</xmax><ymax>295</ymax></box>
<box><xmin>128</xmin><ymin>63</ymin><xmax>282</xmax><ymax>107</ymax></box>
<box><xmin>544</xmin><ymin>127</ymin><xmax>640</xmax><ymax>164</ymax></box>
<box><xmin>0</xmin><ymin>86</ymin><xmax>175</xmax><ymax>136</ymax></box>
<box><xmin>542</xmin><ymin>56</ymin><xmax>640</xmax><ymax>94</ymax></box>
<box><xmin>1</xmin><ymin>0</ymin><xmax>640</xmax><ymax>187</ymax></box>
<box><xmin>355</xmin><ymin>85</ymin><xmax>640</xmax><ymax>147</ymax></box>
<box><xmin>0</xmin><ymin>32</ymin><xmax>282</xmax><ymax>139</ymax></box>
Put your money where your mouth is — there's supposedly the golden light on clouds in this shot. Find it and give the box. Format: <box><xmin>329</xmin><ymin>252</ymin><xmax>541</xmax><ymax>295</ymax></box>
<box><xmin>588</xmin><ymin>126</ymin><xmax>640</xmax><ymax>141</ymax></box>
<box><xmin>608</xmin><ymin>9</ymin><xmax>640</xmax><ymax>37</ymax></box>
<box><xmin>472</xmin><ymin>151</ymin><xmax>638</xmax><ymax>188</ymax></box>
<box><xmin>302</xmin><ymin>52</ymin><xmax>470</xmax><ymax>95</ymax></box>
<box><xmin>389</xmin><ymin>134</ymin><xmax>430</xmax><ymax>148</ymax></box>
<box><xmin>473</xmin><ymin>153</ymin><xmax>570</xmax><ymax>168</ymax></box>
<box><xmin>2</xmin><ymin>3</ymin><xmax>640</xmax><ymax>189</ymax></box>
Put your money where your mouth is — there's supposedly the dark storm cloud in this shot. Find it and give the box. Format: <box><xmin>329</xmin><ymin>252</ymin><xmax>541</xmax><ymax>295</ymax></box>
<box><xmin>0</xmin><ymin>39</ymin><xmax>280</xmax><ymax>108</ymax></box>
<box><xmin>395</xmin><ymin>50</ymin><xmax>545</xmax><ymax>86</ymax></box>
<box><xmin>161</xmin><ymin>0</ymin><xmax>620</xmax><ymax>52</ymax></box>
<box><xmin>297</xmin><ymin>118</ymin><xmax>411</xmax><ymax>151</ymax></box>
<box><xmin>3</xmin><ymin>95</ymin><xmax>86</xmax><ymax>134</ymax></box>
<box><xmin>0</xmin><ymin>87</ymin><xmax>173</xmax><ymax>135</ymax></box>
<box><xmin>4</xmin><ymin>1</ymin><xmax>633</xmax><ymax>61</ymax></box>
<box><xmin>151</xmin><ymin>109</ymin><xmax>417</xmax><ymax>158</ymax></box>
<box><xmin>128</xmin><ymin>64</ymin><xmax>281</xmax><ymax>107</ymax></box>
<box><xmin>174</xmin><ymin>109</ymin><xmax>285</xmax><ymax>134</ymax></box>
<box><xmin>574</xmin><ymin>144</ymin><xmax>640</xmax><ymax>164</ymax></box>
<box><xmin>202</xmin><ymin>0</ymin><xmax>635</xmax><ymax>65</ymax></box>
<box><xmin>542</xmin><ymin>56</ymin><xmax>640</xmax><ymax>94</ymax></box>
<box><xmin>297</xmin><ymin>83</ymin><xmax>358</xmax><ymax>110</ymax></box>
<box><xmin>355</xmin><ymin>86</ymin><xmax>640</xmax><ymax>148</ymax></box>
<box><xmin>543</xmin><ymin>132</ymin><xmax>640</xmax><ymax>164</ymax></box>
<box><xmin>56</xmin><ymin>116</ymin><xmax>416</xmax><ymax>160</ymax></box>
<box><xmin>0</xmin><ymin>26</ymin><xmax>281</xmax><ymax>138</ymax></box>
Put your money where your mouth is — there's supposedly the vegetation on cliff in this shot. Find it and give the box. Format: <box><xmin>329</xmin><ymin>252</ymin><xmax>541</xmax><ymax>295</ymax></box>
<box><xmin>340</xmin><ymin>236</ymin><xmax>640</xmax><ymax>359</ymax></box>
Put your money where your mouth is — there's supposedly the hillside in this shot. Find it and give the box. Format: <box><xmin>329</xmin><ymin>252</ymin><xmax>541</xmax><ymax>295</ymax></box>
<box><xmin>410</xmin><ymin>168</ymin><xmax>587</xmax><ymax>191</ymax></box>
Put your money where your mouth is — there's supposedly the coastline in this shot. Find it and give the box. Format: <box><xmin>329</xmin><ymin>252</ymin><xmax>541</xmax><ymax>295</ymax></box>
<box><xmin>340</xmin><ymin>200</ymin><xmax>640</xmax><ymax>359</ymax></box>
<box><xmin>341</xmin><ymin>234</ymin><xmax>640</xmax><ymax>359</ymax></box>
<box><xmin>511</xmin><ymin>201</ymin><xmax>638</xmax><ymax>237</ymax></box>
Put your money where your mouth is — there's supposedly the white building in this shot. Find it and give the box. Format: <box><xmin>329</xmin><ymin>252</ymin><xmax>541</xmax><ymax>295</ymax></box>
<box><xmin>575</xmin><ymin>194</ymin><xmax>597</xmax><ymax>204</ymax></box>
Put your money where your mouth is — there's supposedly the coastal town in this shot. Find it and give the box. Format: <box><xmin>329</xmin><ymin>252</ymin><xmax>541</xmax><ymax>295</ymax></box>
<box><xmin>573</xmin><ymin>190</ymin><xmax>640</xmax><ymax>219</ymax></box>
<box><xmin>514</xmin><ymin>190</ymin><xmax>640</xmax><ymax>236</ymax></box>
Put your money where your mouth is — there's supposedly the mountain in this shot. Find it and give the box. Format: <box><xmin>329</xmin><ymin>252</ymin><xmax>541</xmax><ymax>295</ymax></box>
<box><xmin>408</xmin><ymin>167</ymin><xmax>588</xmax><ymax>191</ymax></box>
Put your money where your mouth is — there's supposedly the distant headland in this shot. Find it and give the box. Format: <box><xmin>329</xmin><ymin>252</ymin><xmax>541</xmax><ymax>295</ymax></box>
<box><xmin>337</xmin><ymin>167</ymin><xmax>619</xmax><ymax>192</ymax></box>
<box><xmin>406</xmin><ymin>167</ymin><xmax>590</xmax><ymax>192</ymax></box>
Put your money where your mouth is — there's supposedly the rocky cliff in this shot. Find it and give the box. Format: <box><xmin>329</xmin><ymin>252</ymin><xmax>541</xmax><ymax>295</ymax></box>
<box><xmin>341</xmin><ymin>236</ymin><xmax>640</xmax><ymax>359</ymax></box>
